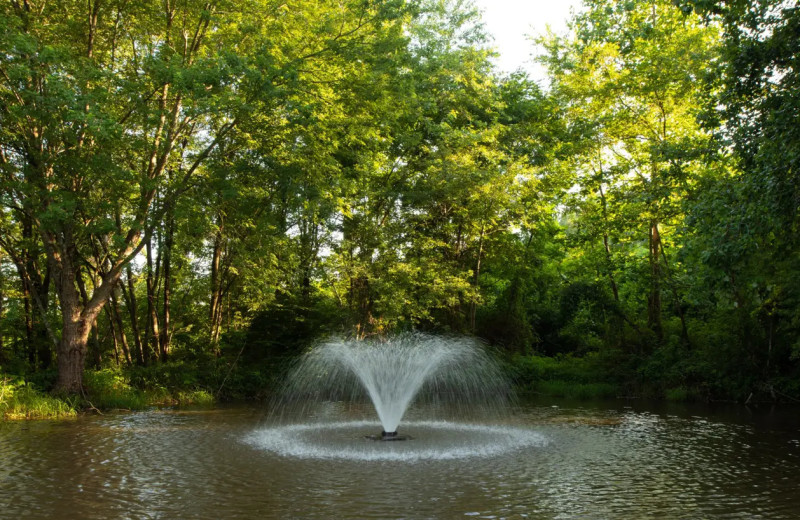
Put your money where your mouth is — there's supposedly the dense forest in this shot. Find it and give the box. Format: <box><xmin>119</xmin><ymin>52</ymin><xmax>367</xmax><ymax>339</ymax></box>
<box><xmin>1</xmin><ymin>0</ymin><xmax>798</xmax><ymax>415</ymax></box>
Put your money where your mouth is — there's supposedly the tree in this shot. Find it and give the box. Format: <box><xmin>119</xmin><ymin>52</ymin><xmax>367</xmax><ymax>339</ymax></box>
<box><xmin>679</xmin><ymin>0</ymin><xmax>800</xmax><ymax>389</ymax></box>
<box><xmin>540</xmin><ymin>0</ymin><xmax>720</xmax><ymax>344</ymax></box>
<box><xmin>0</xmin><ymin>0</ymin><xmax>249</xmax><ymax>391</ymax></box>
<box><xmin>0</xmin><ymin>0</ymin><xmax>410</xmax><ymax>391</ymax></box>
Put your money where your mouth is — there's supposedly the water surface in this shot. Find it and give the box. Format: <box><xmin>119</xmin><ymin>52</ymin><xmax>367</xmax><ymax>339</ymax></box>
<box><xmin>1</xmin><ymin>400</ymin><xmax>798</xmax><ymax>519</ymax></box>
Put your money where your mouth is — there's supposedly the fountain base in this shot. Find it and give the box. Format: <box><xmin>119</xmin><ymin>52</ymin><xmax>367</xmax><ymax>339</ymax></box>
<box><xmin>365</xmin><ymin>431</ymin><xmax>412</xmax><ymax>441</ymax></box>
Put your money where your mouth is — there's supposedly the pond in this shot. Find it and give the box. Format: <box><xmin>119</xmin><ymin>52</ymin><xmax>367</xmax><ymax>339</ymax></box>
<box><xmin>1</xmin><ymin>399</ymin><xmax>798</xmax><ymax>519</ymax></box>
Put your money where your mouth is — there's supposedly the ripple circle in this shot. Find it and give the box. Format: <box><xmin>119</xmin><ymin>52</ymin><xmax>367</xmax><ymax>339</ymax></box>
<box><xmin>244</xmin><ymin>420</ymin><xmax>547</xmax><ymax>461</ymax></box>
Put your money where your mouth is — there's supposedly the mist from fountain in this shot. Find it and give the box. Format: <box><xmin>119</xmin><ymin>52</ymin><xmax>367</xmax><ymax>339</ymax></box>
<box><xmin>277</xmin><ymin>333</ymin><xmax>511</xmax><ymax>436</ymax></box>
<box><xmin>247</xmin><ymin>333</ymin><xmax>547</xmax><ymax>460</ymax></box>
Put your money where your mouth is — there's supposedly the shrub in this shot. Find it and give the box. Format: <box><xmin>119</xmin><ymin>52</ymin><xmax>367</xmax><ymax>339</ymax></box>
<box><xmin>175</xmin><ymin>390</ymin><xmax>214</xmax><ymax>406</ymax></box>
<box><xmin>510</xmin><ymin>352</ymin><xmax>622</xmax><ymax>399</ymax></box>
<box><xmin>665</xmin><ymin>386</ymin><xmax>699</xmax><ymax>402</ymax></box>
<box><xmin>83</xmin><ymin>369</ymin><xmax>150</xmax><ymax>410</ymax></box>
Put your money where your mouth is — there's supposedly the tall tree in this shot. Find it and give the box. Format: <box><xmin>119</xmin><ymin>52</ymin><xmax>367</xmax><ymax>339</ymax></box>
<box><xmin>540</xmin><ymin>0</ymin><xmax>720</xmax><ymax>344</ymax></box>
<box><xmin>0</xmin><ymin>0</ymin><xmax>408</xmax><ymax>390</ymax></box>
<box><xmin>0</xmin><ymin>0</ymin><xmax>246</xmax><ymax>391</ymax></box>
<box><xmin>680</xmin><ymin>0</ymin><xmax>800</xmax><ymax>385</ymax></box>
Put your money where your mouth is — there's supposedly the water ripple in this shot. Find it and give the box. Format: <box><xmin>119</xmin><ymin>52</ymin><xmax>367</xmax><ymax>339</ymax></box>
<box><xmin>244</xmin><ymin>420</ymin><xmax>548</xmax><ymax>461</ymax></box>
<box><xmin>2</xmin><ymin>403</ymin><xmax>800</xmax><ymax>519</ymax></box>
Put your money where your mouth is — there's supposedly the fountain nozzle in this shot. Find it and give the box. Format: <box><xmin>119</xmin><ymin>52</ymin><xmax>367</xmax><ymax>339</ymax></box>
<box><xmin>366</xmin><ymin>430</ymin><xmax>411</xmax><ymax>441</ymax></box>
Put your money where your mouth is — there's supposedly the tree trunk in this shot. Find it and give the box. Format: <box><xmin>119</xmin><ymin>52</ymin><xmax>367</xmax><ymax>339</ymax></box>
<box><xmin>349</xmin><ymin>275</ymin><xmax>372</xmax><ymax>339</ymax></box>
<box><xmin>469</xmin><ymin>222</ymin><xmax>486</xmax><ymax>333</ymax></box>
<box><xmin>122</xmin><ymin>267</ymin><xmax>145</xmax><ymax>365</ymax></box>
<box><xmin>598</xmin><ymin>184</ymin><xmax>620</xmax><ymax>302</ymax></box>
<box><xmin>76</xmin><ymin>268</ymin><xmax>102</xmax><ymax>369</ymax></box>
<box><xmin>45</xmin><ymin>228</ymin><xmax>117</xmax><ymax>393</ymax></box>
<box><xmin>145</xmin><ymin>236</ymin><xmax>161</xmax><ymax>363</ymax></box>
<box><xmin>210</xmin><ymin>220</ymin><xmax>224</xmax><ymax>347</ymax></box>
<box><xmin>648</xmin><ymin>220</ymin><xmax>663</xmax><ymax>340</ymax></box>
<box><xmin>35</xmin><ymin>318</ymin><xmax>53</xmax><ymax>370</ymax></box>
<box><xmin>22</xmin><ymin>277</ymin><xmax>35</xmax><ymax>367</ymax></box>
<box><xmin>56</xmin><ymin>315</ymin><xmax>91</xmax><ymax>393</ymax></box>
<box><xmin>19</xmin><ymin>219</ymin><xmax>36</xmax><ymax>368</ymax></box>
<box><xmin>52</xmin><ymin>247</ymin><xmax>89</xmax><ymax>393</ymax></box>
<box><xmin>53</xmin><ymin>266</ymin><xmax>114</xmax><ymax>393</ymax></box>
<box><xmin>160</xmin><ymin>198</ymin><xmax>174</xmax><ymax>361</ymax></box>
<box><xmin>110</xmin><ymin>289</ymin><xmax>133</xmax><ymax>365</ymax></box>
<box><xmin>104</xmin><ymin>307</ymin><xmax>121</xmax><ymax>366</ymax></box>
<box><xmin>10</xmin><ymin>253</ymin><xmax>53</xmax><ymax>371</ymax></box>
<box><xmin>22</xmin><ymin>217</ymin><xmax>54</xmax><ymax>369</ymax></box>
<box><xmin>603</xmin><ymin>232</ymin><xmax>620</xmax><ymax>301</ymax></box>
<box><xmin>89</xmin><ymin>325</ymin><xmax>102</xmax><ymax>369</ymax></box>
<box><xmin>658</xmin><ymin>240</ymin><xmax>691</xmax><ymax>345</ymax></box>
<box><xmin>0</xmin><ymin>266</ymin><xmax>4</xmax><ymax>362</ymax></box>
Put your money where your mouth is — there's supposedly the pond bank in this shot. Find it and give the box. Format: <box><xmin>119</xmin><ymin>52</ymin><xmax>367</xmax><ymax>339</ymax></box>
<box><xmin>1</xmin><ymin>371</ymin><xmax>216</xmax><ymax>421</ymax></box>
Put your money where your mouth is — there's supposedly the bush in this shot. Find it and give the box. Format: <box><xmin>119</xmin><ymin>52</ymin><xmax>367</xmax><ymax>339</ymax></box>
<box><xmin>665</xmin><ymin>386</ymin><xmax>699</xmax><ymax>402</ymax></box>
<box><xmin>83</xmin><ymin>369</ymin><xmax>150</xmax><ymax>410</ymax></box>
<box><xmin>175</xmin><ymin>390</ymin><xmax>214</xmax><ymax>406</ymax></box>
<box><xmin>538</xmin><ymin>380</ymin><xmax>619</xmax><ymax>399</ymax></box>
<box><xmin>83</xmin><ymin>368</ymin><xmax>217</xmax><ymax>409</ymax></box>
<box><xmin>510</xmin><ymin>352</ymin><xmax>622</xmax><ymax>399</ymax></box>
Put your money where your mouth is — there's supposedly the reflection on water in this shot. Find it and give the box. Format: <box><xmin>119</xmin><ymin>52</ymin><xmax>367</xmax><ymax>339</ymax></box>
<box><xmin>1</xmin><ymin>400</ymin><xmax>799</xmax><ymax>519</ymax></box>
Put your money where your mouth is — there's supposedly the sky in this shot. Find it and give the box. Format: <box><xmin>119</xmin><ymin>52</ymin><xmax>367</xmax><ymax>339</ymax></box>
<box><xmin>472</xmin><ymin>0</ymin><xmax>582</xmax><ymax>83</ymax></box>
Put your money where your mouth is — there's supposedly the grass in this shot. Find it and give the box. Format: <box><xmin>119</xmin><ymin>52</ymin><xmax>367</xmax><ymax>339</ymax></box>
<box><xmin>665</xmin><ymin>386</ymin><xmax>700</xmax><ymax>402</ymax></box>
<box><xmin>1</xmin><ymin>368</ymin><xmax>217</xmax><ymax>421</ymax></box>
<box><xmin>83</xmin><ymin>369</ymin><xmax>152</xmax><ymax>410</ymax></box>
<box><xmin>536</xmin><ymin>380</ymin><xmax>619</xmax><ymax>400</ymax></box>
<box><xmin>84</xmin><ymin>369</ymin><xmax>216</xmax><ymax>410</ymax></box>
<box><xmin>174</xmin><ymin>390</ymin><xmax>215</xmax><ymax>406</ymax></box>
<box><xmin>1</xmin><ymin>378</ymin><xmax>77</xmax><ymax>420</ymax></box>
<box><xmin>511</xmin><ymin>353</ymin><xmax>622</xmax><ymax>400</ymax></box>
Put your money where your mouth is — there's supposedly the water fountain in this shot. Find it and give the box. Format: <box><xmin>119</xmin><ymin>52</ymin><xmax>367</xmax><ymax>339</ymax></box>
<box><xmin>246</xmin><ymin>333</ymin><xmax>545</xmax><ymax>460</ymax></box>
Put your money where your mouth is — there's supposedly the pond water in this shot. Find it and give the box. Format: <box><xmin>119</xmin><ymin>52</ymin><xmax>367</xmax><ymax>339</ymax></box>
<box><xmin>1</xmin><ymin>399</ymin><xmax>799</xmax><ymax>519</ymax></box>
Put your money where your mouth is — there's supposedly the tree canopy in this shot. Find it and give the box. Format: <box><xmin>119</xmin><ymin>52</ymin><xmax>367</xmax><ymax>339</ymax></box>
<box><xmin>1</xmin><ymin>0</ymin><xmax>799</xmax><ymax>403</ymax></box>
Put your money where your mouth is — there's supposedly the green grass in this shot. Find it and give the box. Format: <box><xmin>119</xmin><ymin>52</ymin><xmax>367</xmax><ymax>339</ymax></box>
<box><xmin>0</xmin><ymin>379</ymin><xmax>77</xmax><ymax>420</ymax></box>
<box><xmin>83</xmin><ymin>369</ymin><xmax>215</xmax><ymax>410</ymax></box>
<box><xmin>665</xmin><ymin>386</ymin><xmax>699</xmax><ymax>402</ymax></box>
<box><xmin>511</xmin><ymin>353</ymin><xmax>622</xmax><ymax>400</ymax></box>
<box><xmin>1</xmin><ymin>368</ymin><xmax>217</xmax><ymax>421</ymax></box>
<box><xmin>83</xmin><ymin>369</ymin><xmax>151</xmax><ymax>410</ymax></box>
<box><xmin>536</xmin><ymin>380</ymin><xmax>619</xmax><ymax>399</ymax></box>
<box><xmin>174</xmin><ymin>390</ymin><xmax>215</xmax><ymax>406</ymax></box>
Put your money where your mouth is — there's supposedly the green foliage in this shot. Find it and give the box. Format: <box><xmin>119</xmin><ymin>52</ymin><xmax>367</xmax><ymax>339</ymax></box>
<box><xmin>83</xmin><ymin>368</ymin><xmax>217</xmax><ymax>410</ymax></box>
<box><xmin>127</xmin><ymin>363</ymin><xmax>204</xmax><ymax>392</ymax></box>
<box><xmin>83</xmin><ymin>370</ymin><xmax>151</xmax><ymax>410</ymax></box>
<box><xmin>1</xmin><ymin>0</ymin><xmax>799</xmax><ymax>408</ymax></box>
<box><xmin>0</xmin><ymin>378</ymin><xmax>77</xmax><ymax>420</ymax></box>
<box><xmin>510</xmin><ymin>352</ymin><xmax>622</xmax><ymax>399</ymax></box>
<box><xmin>537</xmin><ymin>381</ymin><xmax>619</xmax><ymax>400</ymax></box>
<box><xmin>665</xmin><ymin>387</ymin><xmax>698</xmax><ymax>403</ymax></box>
<box><xmin>174</xmin><ymin>390</ymin><xmax>215</xmax><ymax>407</ymax></box>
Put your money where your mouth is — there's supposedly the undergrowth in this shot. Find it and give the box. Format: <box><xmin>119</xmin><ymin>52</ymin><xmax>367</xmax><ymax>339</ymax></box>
<box><xmin>0</xmin><ymin>378</ymin><xmax>78</xmax><ymax>420</ymax></box>
<box><xmin>1</xmin><ymin>368</ymin><xmax>216</xmax><ymax>421</ymax></box>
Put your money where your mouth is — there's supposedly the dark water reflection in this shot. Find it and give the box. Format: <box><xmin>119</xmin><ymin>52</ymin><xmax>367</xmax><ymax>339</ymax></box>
<box><xmin>1</xmin><ymin>399</ymin><xmax>799</xmax><ymax>519</ymax></box>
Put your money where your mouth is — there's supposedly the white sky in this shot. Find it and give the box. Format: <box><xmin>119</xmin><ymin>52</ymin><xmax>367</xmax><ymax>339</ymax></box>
<box><xmin>472</xmin><ymin>0</ymin><xmax>582</xmax><ymax>83</ymax></box>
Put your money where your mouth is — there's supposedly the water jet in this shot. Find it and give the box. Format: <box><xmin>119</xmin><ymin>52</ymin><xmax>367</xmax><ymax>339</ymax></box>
<box><xmin>250</xmin><ymin>333</ymin><xmax>544</xmax><ymax>460</ymax></box>
<box><xmin>280</xmin><ymin>333</ymin><xmax>509</xmax><ymax>434</ymax></box>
